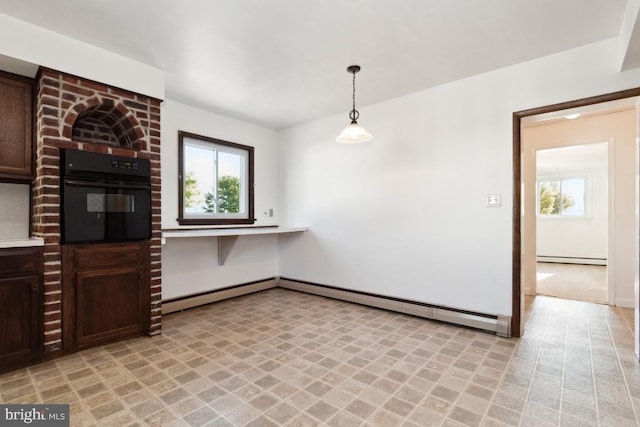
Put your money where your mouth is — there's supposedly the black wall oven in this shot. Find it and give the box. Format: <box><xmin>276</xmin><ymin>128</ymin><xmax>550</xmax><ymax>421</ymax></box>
<box><xmin>60</xmin><ymin>149</ymin><xmax>151</xmax><ymax>244</ymax></box>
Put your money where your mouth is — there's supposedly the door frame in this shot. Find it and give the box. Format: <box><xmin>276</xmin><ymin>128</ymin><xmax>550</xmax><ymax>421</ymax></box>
<box><xmin>512</xmin><ymin>87</ymin><xmax>640</xmax><ymax>337</ymax></box>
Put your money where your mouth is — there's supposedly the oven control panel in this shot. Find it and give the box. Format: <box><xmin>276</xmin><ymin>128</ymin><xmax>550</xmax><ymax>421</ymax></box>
<box><xmin>111</xmin><ymin>160</ymin><xmax>140</xmax><ymax>170</ymax></box>
<box><xmin>61</xmin><ymin>148</ymin><xmax>150</xmax><ymax>180</ymax></box>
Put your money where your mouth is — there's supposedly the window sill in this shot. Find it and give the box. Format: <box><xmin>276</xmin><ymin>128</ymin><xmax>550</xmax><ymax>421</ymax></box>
<box><xmin>177</xmin><ymin>217</ymin><xmax>256</xmax><ymax>226</ymax></box>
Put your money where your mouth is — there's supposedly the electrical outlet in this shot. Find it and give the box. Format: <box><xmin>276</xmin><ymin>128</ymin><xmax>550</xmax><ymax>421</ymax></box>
<box><xmin>269</xmin><ymin>208</ymin><xmax>274</xmax><ymax>217</ymax></box>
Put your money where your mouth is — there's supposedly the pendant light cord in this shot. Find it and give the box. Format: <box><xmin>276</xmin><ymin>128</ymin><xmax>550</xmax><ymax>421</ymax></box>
<box><xmin>349</xmin><ymin>70</ymin><xmax>360</xmax><ymax>123</ymax></box>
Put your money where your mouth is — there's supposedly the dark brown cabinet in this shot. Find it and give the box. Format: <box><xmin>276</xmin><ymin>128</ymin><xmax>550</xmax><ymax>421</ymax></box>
<box><xmin>62</xmin><ymin>242</ymin><xmax>150</xmax><ymax>351</ymax></box>
<box><xmin>0</xmin><ymin>247</ymin><xmax>43</xmax><ymax>371</ymax></box>
<box><xmin>0</xmin><ymin>72</ymin><xmax>33</xmax><ymax>180</ymax></box>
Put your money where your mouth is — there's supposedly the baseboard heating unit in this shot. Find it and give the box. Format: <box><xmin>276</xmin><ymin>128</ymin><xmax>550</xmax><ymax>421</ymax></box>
<box><xmin>162</xmin><ymin>278</ymin><xmax>278</xmax><ymax>315</ymax></box>
<box><xmin>161</xmin><ymin>277</ymin><xmax>511</xmax><ymax>337</ymax></box>
<box><xmin>537</xmin><ymin>256</ymin><xmax>606</xmax><ymax>266</ymax></box>
<box><xmin>278</xmin><ymin>278</ymin><xmax>511</xmax><ymax>337</ymax></box>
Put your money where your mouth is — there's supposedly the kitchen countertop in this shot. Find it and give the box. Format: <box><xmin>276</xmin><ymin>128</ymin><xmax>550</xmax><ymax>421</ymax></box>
<box><xmin>0</xmin><ymin>237</ymin><xmax>45</xmax><ymax>249</ymax></box>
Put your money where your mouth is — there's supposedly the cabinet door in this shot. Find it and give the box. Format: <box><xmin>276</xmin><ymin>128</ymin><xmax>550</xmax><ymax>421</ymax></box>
<box><xmin>0</xmin><ymin>74</ymin><xmax>33</xmax><ymax>179</ymax></box>
<box><xmin>75</xmin><ymin>266</ymin><xmax>149</xmax><ymax>350</ymax></box>
<box><xmin>0</xmin><ymin>276</ymin><xmax>42</xmax><ymax>367</ymax></box>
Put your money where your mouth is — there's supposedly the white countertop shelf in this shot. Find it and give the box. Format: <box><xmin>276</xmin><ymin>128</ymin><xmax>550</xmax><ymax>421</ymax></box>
<box><xmin>161</xmin><ymin>226</ymin><xmax>308</xmax><ymax>239</ymax></box>
<box><xmin>161</xmin><ymin>226</ymin><xmax>308</xmax><ymax>265</ymax></box>
<box><xmin>0</xmin><ymin>237</ymin><xmax>45</xmax><ymax>249</ymax></box>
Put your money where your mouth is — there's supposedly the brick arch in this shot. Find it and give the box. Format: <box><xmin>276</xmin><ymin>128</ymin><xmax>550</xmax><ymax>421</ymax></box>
<box><xmin>62</xmin><ymin>96</ymin><xmax>148</xmax><ymax>150</ymax></box>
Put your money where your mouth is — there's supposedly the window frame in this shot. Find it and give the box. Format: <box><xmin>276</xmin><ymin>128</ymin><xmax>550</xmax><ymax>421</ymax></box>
<box><xmin>177</xmin><ymin>130</ymin><xmax>255</xmax><ymax>226</ymax></box>
<box><xmin>536</xmin><ymin>174</ymin><xmax>589</xmax><ymax>218</ymax></box>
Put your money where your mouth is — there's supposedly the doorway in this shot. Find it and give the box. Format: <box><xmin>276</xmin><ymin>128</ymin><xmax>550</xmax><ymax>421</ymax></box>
<box><xmin>511</xmin><ymin>88</ymin><xmax>640</xmax><ymax>339</ymax></box>
<box><xmin>532</xmin><ymin>142</ymin><xmax>609</xmax><ymax>305</ymax></box>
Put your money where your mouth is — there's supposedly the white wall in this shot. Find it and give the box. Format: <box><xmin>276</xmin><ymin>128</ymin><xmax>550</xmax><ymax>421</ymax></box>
<box><xmin>161</xmin><ymin>100</ymin><xmax>280</xmax><ymax>300</ymax></box>
<box><xmin>0</xmin><ymin>183</ymin><xmax>29</xmax><ymax>240</ymax></box>
<box><xmin>278</xmin><ymin>38</ymin><xmax>640</xmax><ymax>317</ymax></box>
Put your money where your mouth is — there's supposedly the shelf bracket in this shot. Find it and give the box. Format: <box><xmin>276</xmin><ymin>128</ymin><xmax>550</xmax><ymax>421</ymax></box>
<box><xmin>218</xmin><ymin>235</ymin><xmax>239</xmax><ymax>265</ymax></box>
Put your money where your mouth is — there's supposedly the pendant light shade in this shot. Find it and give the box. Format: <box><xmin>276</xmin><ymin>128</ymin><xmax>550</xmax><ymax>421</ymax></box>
<box><xmin>336</xmin><ymin>122</ymin><xmax>373</xmax><ymax>143</ymax></box>
<box><xmin>336</xmin><ymin>65</ymin><xmax>372</xmax><ymax>143</ymax></box>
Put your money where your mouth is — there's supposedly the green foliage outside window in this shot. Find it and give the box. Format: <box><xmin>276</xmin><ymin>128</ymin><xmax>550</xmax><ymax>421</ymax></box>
<box><xmin>217</xmin><ymin>176</ymin><xmax>240</xmax><ymax>213</ymax></box>
<box><xmin>538</xmin><ymin>181</ymin><xmax>575</xmax><ymax>215</ymax></box>
<box><xmin>195</xmin><ymin>175</ymin><xmax>240</xmax><ymax>214</ymax></box>
<box><xmin>184</xmin><ymin>172</ymin><xmax>200</xmax><ymax>208</ymax></box>
<box><xmin>204</xmin><ymin>191</ymin><xmax>215</xmax><ymax>213</ymax></box>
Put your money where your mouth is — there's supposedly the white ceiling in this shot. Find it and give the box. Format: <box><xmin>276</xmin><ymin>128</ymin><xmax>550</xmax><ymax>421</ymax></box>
<box><xmin>537</xmin><ymin>142</ymin><xmax>608</xmax><ymax>176</ymax></box>
<box><xmin>0</xmin><ymin>0</ymin><xmax>631</xmax><ymax>129</ymax></box>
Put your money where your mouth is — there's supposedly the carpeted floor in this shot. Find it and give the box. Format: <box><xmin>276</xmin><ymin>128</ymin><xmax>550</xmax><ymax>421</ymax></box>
<box><xmin>536</xmin><ymin>262</ymin><xmax>607</xmax><ymax>304</ymax></box>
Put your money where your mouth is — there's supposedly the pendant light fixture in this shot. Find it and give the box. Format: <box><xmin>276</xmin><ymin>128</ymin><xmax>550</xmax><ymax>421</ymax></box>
<box><xmin>336</xmin><ymin>65</ymin><xmax>373</xmax><ymax>143</ymax></box>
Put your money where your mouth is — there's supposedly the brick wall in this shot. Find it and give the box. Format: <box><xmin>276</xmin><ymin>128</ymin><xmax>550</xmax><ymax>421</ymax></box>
<box><xmin>32</xmin><ymin>68</ymin><xmax>162</xmax><ymax>353</ymax></box>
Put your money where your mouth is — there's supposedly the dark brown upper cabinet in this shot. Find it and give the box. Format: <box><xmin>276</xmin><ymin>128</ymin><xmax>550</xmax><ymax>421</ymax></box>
<box><xmin>0</xmin><ymin>71</ymin><xmax>33</xmax><ymax>181</ymax></box>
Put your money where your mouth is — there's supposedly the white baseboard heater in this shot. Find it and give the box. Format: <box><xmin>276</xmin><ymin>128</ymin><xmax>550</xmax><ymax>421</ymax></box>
<box><xmin>278</xmin><ymin>278</ymin><xmax>510</xmax><ymax>337</ymax></box>
<box><xmin>161</xmin><ymin>278</ymin><xmax>278</xmax><ymax>315</ymax></box>
<box><xmin>161</xmin><ymin>277</ymin><xmax>511</xmax><ymax>337</ymax></box>
<box><xmin>537</xmin><ymin>256</ymin><xmax>607</xmax><ymax>266</ymax></box>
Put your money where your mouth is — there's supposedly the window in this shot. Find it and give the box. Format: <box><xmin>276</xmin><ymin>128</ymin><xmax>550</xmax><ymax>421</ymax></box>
<box><xmin>178</xmin><ymin>131</ymin><xmax>254</xmax><ymax>225</ymax></box>
<box><xmin>537</xmin><ymin>176</ymin><xmax>586</xmax><ymax>217</ymax></box>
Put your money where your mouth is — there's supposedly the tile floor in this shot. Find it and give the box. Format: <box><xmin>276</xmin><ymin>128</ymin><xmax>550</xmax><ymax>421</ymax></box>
<box><xmin>1</xmin><ymin>288</ymin><xmax>639</xmax><ymax>426</ymax></box>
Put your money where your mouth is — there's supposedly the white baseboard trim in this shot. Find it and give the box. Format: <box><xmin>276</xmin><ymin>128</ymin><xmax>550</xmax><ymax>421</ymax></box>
<box><xmin>162</xmin><ymin>278</ymin><xmax>278</xmax><ymax>314</ymax></box>
<box><xmin>278</xmin><ymin>278</ymin><xmax>511</xmax><ymax>337</ymax></box>
<box><xmin>615</xmin><ymin>298</ymin><xmax>635</xmax><ymax>308</ymax></box>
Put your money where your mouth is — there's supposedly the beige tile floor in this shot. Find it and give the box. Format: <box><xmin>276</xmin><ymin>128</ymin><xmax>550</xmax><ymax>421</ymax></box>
<box><xmin>1</xmin><ymin>288</ymin><xmax>639</xmax><ymax>426</ymax></box>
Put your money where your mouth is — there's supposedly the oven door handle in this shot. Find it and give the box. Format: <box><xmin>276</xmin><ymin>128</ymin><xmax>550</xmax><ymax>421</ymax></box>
<box><xmin>64</xmin><ymin>179</ymin><xmax>151</xmax><ymax>191</ymax></box>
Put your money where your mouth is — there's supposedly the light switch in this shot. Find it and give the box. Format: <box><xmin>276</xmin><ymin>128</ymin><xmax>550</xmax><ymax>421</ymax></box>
<box><xmin>486</xmin><ymin>194</ymin><xmax>501</xmax><ymax>207</ymax></box>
